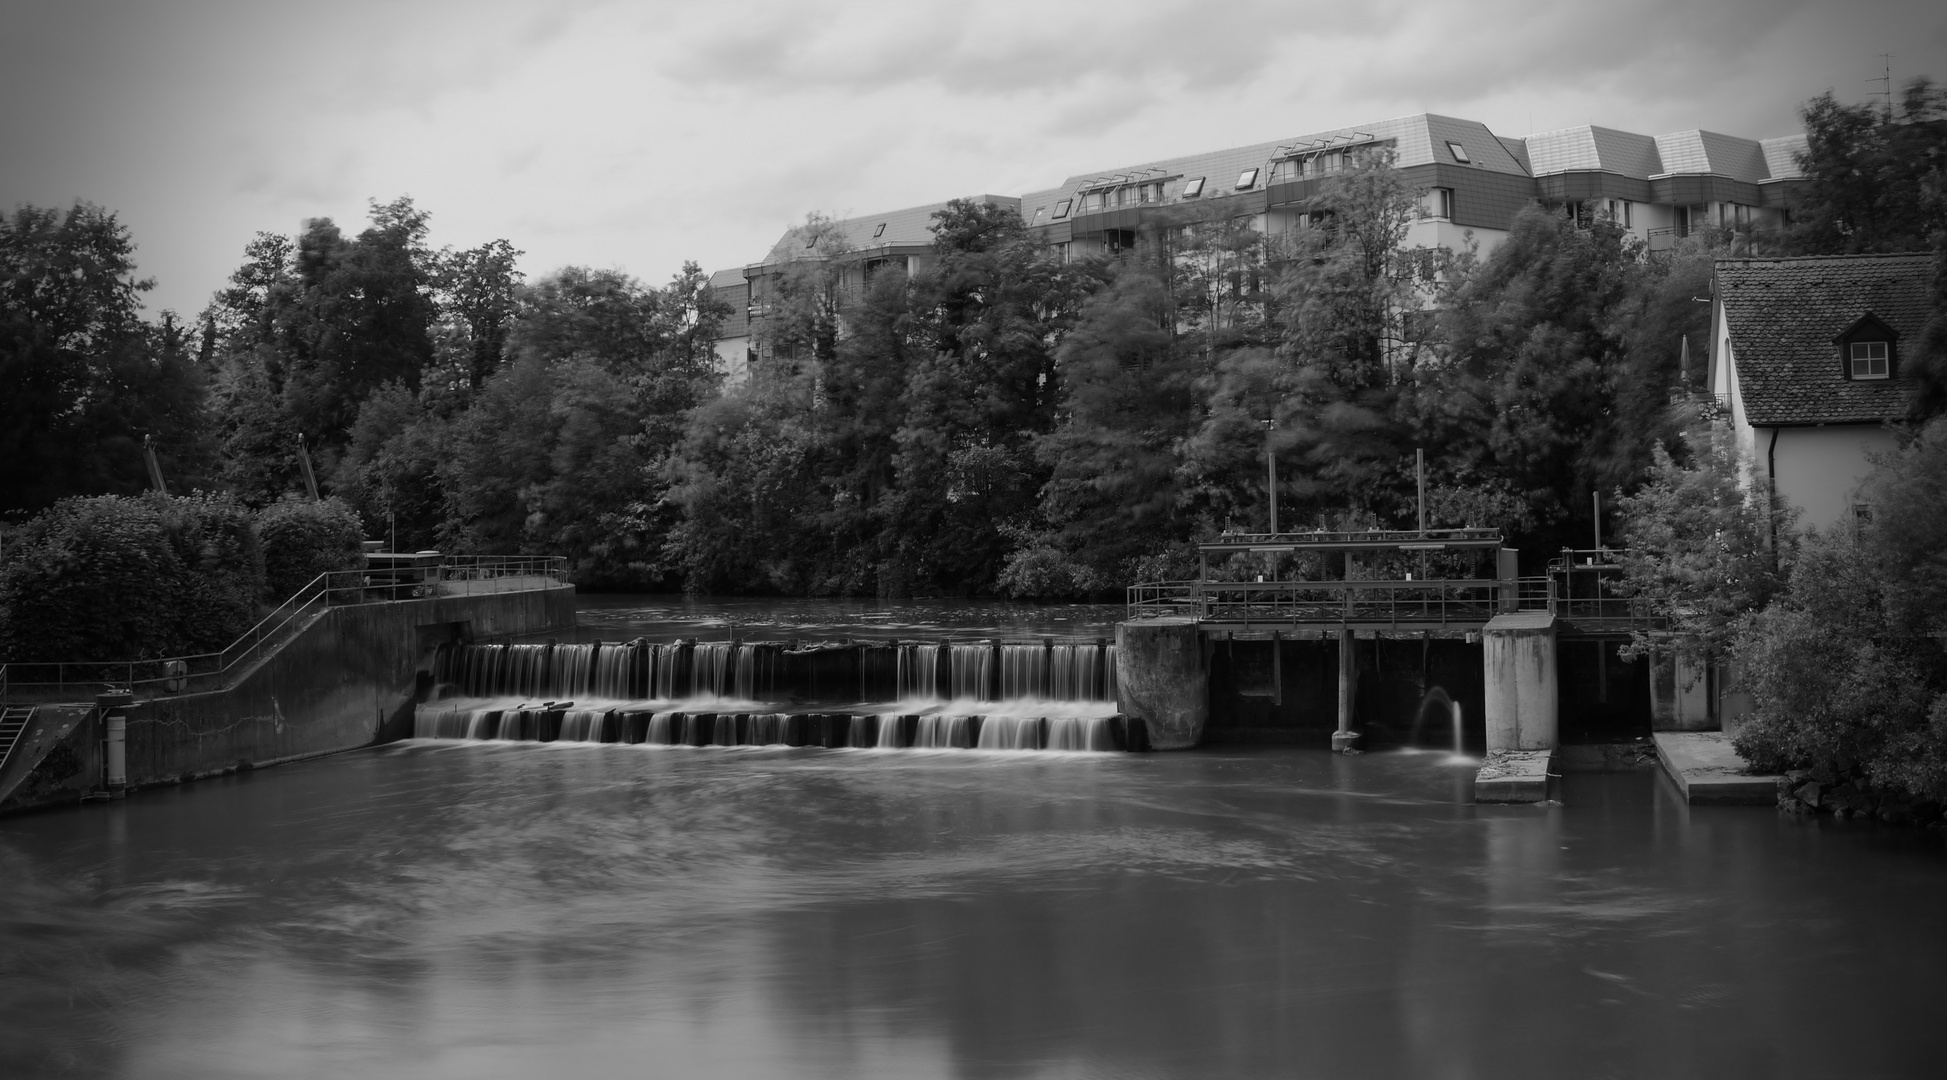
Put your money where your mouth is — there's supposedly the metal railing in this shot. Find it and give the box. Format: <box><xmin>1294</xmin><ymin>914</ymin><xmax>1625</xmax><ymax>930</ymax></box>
<box><xmin>1127</xmin><ymin>567</ymin><xmax>1654</xmax><ymax>631</ymax></box>
<box><xmin>0</xmin><ymin>554</ymin><xmax>567</xmax><ymax>704</ymax></box>
<box><xmin>1127</xmin><ymin>578</ymin><xmax>1520</xmax><ymax>628</ymax></box>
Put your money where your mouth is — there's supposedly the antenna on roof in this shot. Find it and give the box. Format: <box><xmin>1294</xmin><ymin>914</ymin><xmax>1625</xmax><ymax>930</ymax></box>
<box><xmin>1870</xmin><ymin>53</ymin><xmax>1893</xmax><ymax>122</ymax></box>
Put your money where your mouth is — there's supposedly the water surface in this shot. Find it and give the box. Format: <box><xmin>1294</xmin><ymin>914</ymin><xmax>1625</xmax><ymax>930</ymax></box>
<box><xmin>3</xmin><ymin>745</ymin><xmax>1944</xmax><ymax>1079</ymax></box>
<box><xmin>553</xmin><ymin>594</ymin><xmax>1125</xmax><ymax>642</ymax></box>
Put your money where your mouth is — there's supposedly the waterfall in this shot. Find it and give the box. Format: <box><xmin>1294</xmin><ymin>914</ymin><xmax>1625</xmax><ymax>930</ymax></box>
<box><xmin>998</xmin><ymin>645</ymin><xmax>1046</xmax><ymax>701</ymax></box>
<box><xmin>592</xmin><ymin>644</ymin><xmax>632</xmax><ymax>698</ymax></box>
<box><xmin>913</xmin><ymin>714</ymin><xmax>973</xmax><ymax>749</ymax></box>
<box><xmin>976</xmin><ymin>714</ymin><xmax>1041</xmax><ymax>750</ymax></box>
<box><xmin>556</xmin><ymin>709</ymin><xmax>612</xmax><ymax>742</ymax></box>
<box><xmin>653</xmin><ymin>644</ymin><xmax>678</xmax><ymax>699</ymax></box>
<box><xmin>646</xmin><ymin>711</ymin><xmax>677</xmax><ymax>746</ymax></box>
<box><xmin>898</xmin><ymin>644</ymin><xmax>942</xmax><ymax>700</ymax></box>
<box><xmin>692</xmin><ymin>642</ymin><xmax>731</xmax><ymax>697</ymax></box>
<box><xmin>1045</xmin><ymin>716</ymin><xmax>1113</xmax><ymax>751</ymax></box>
<box><xmin>949</xmin><ymin>645</ymin><xmax>992</xmax><ymax>702</ymax></box>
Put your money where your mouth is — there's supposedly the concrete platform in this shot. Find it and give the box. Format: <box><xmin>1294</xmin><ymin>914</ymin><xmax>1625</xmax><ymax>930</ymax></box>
<box><xmin>1474</xmin><ymin>750</ymin><xmax>1555</xmax><ymax>803</ymax></box>
<box><xmin>1652</xmin><ymin>731</ymin><xmax>1778</xmax><ymax>805</ymax></box>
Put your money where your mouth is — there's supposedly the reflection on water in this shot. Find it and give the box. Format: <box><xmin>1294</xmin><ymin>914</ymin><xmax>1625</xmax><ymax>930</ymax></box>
<box><xmin>3</xmin><ymin>747</ymin><xmax>1946</xmax><ymax>1078</ymax></box>
<box><xmin>547</xmin><ymin>594</ymin><xmax>1126</xmax><ymax>642</ymax></box>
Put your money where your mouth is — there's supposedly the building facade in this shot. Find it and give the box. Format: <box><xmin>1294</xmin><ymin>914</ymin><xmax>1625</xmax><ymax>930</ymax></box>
<box><xmin>712</xmin><ymin>113</ymin><xmax>1808</xmax><ymax>374</ymax></box>
<box><xmin>1709</xmin><ymin>252</ymin><xmax>1930</xmax><ymax>532</ymax></box>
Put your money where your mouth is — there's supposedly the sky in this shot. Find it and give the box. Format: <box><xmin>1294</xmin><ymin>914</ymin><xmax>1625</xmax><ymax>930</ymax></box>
<box><xmin>4</xmin><ymin>0</ymin><xmax>1945</xmax><ymax>317</ymax></box>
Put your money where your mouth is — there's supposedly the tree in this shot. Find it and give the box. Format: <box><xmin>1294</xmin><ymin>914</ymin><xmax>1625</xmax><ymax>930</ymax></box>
<box><xmin>436</xmin><ymin>238</ymin><xmax>523</xmax><ymax>390</ymax></box>
<box><xmin>1</xmin><ymin>202</ymin><xmax>214</xmax><ymax>517</ymax></box>
<box><xmin>1610</xmin><ymin>423</ymin><xmax>1791</xmax><ymax>674</ymax></box>
<box><xmin>1789</xmin><ymin>78</ymin><xmax>1947</xmax><ymax>256</ymax></box>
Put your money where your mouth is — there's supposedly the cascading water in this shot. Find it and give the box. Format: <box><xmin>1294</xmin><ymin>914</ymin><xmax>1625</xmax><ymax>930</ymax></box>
<box><xmin>417</xmin><ymin>639</ymin><xmax>1131</xmax><ymax>752</ymax></box>
<box><xmin>1410</xmin><ymin>687</ymin><xmax>1470</xmax><ymax>759</ymax></box>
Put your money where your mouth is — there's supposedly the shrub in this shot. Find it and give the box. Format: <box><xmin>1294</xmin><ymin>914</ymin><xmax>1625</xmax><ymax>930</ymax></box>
<box><xmin>1733</xmin><ymin>527</ymin><xmax>1947</xmax><ymax>800</ymax></box>
<box><xmin>0</xmin><ymin>492</ymin><xmax>264</xmax><ymax>663</ymax></box>
<box><xmin>256</xmin><ymin>495</ymin><xmax>366</xmax><ymax>601</ymax></box>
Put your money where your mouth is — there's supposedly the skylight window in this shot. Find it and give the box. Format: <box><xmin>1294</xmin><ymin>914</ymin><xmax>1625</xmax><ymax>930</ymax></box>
<box><xmin>1181</xmin><ymin>176</ymin><xmax>1205</xmax><ymax>198</ymax></box>
<box><xmin>873</xmin><ymin>223</ymin><xmax>886</xmax><ymax>238</ymax></box>
<box><xmin>1235</xmin><ymin>168</ymin><xmax>1259</xmax><ymax>190</ymax></box>
<box><xmin>1446</xmin><ymin>141</ymin><xmax>1471</xmax><ymax>163</ymax></box>
<box><xmin>1052</xmin><ymin>198</ymin><xmax>1072</xmax><ymax>219</ymax></box>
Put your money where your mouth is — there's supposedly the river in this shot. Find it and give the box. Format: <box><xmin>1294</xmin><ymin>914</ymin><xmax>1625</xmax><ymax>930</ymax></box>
<box><xmin>3</xmin><ymin>597</ymin><xmax>1946</xmax><ymax>1078</ymax></box>
<box><xmin>4</xmin><ymin>744</ymin><xmax>1946</xmax><ymax>1078</ymax></box>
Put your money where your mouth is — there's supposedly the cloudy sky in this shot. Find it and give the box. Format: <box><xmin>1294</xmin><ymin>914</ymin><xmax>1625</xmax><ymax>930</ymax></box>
<box><xmin>4</xmin><ymin>0</ymin><xmax>1944</xmax><ymax>316</ymax></box>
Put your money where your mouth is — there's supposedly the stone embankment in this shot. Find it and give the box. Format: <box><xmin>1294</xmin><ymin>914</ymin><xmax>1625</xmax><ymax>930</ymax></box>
<box><xmin>1775</xmin><ymin>766</ymin><xmax>1945</xmax><ymax>829</ymax></box>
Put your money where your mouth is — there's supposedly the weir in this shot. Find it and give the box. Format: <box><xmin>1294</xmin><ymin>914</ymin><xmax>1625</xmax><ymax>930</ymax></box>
<box><xmin>1118</xmin><ymin>532</ymin><xmax>1666</xmax><ymax>777</ymax></box>
<box><xmin>414</xmin><ymin>637</ymin><xmax>1140</xmax><ymax>753</ymax></box>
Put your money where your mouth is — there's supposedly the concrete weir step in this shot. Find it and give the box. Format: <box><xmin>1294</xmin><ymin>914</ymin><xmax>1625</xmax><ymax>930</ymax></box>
<box><xmin>1474</xmin><ymin>749</ymin><xmax>1555</xmax><ymax>803</ymax></box>
<box><xmin>1652</xmin><ymin>731</ymin><xmax>1779</xmax><ymax>805</ymax></box>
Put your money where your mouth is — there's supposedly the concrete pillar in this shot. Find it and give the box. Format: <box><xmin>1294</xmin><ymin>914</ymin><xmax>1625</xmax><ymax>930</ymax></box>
<box><xmin>1650</xmin><ymin>647</ymin><xmax>1714</xmax><ymax>731</ymax></box>
<box><xmin>1334</xmin><ymin>550</ymin><xmax>1360</xmax><ymax>752</ymax></box>
<box><xmin>1333</xmin><ymin>628</ymin><xmax>1359</xmax><ymax>752</ymax></box>
<box><xmin>96</xmin><ymin>690</ymin><xmax>133</xmax><ymax>798</ymax></box>
<box><xmin>1482</xmin><ymin>613</ymin><xmax>1558</xmax><ymax>752</ymax></box>
<box><xmin>1115</xmin><ymin>619</ymin><xmax>1207</xmax><ymax>750</ymax></box>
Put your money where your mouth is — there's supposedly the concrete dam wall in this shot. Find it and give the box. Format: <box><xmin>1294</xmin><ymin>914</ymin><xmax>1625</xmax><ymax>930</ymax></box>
<box><xmin>1</xmin><ymin>586</ymin><xmax>576</xmax><ymax>815</ymax></box>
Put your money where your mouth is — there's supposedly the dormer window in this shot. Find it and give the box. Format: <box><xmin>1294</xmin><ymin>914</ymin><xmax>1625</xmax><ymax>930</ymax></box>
<box><xmin>1850</xmin><ymin>340</ymin><xmax>1890</xmax><ymax>379</ymax></box>
<box><xmin>873</xmin><ymin>223</ymin><xmax>887</xmax><ymax>238</ymax></box>
<box><xmin>1835</xmin><ymin>313</ymin><xmax>1898</xmax><ymax>381</ymax></box>
<box><xmin>1235</xmin><ymin>168</ymin><xmax>1258</xmax><ymax>190</ymax></box>
<box><xmin>1181</xmin><ymin>177</ymin><xmax>1204</xmax><ymax>198</ymax></box>
<box><xmin>1051</xmin><ymin>198</ymin><xmax>1072</xmax><ymax>219</ymax></box>
<box><xmin>1446</xmin><ymin>141</ymin><xmax>1471</xmax><ymax>163</ymax></box>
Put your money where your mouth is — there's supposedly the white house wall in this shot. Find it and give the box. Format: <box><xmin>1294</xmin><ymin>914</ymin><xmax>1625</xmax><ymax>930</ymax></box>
<box><xmin>1764</xmin><ymin>425</ymin><xmax>1897</xmax><ymax>529</ymax></box>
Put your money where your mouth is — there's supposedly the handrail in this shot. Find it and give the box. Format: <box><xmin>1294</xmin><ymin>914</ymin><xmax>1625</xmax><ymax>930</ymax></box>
<box><xmin>0</xmin><ymin>554</ymin><xmax>568</xmax><ymax>703</ymax></box>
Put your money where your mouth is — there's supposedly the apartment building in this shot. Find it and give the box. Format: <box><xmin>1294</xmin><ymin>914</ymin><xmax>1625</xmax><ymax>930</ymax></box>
<box><xmin>712</xmin><ymin>113</ymin><xmax>1808</xmax><ymax>374</ymax></box>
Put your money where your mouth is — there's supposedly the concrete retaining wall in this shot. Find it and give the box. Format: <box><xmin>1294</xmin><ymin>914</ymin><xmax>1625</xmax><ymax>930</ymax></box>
<box><xmin>1</xmin><ymin>586</ymin><xmax>575</xmax><ymax>815</ymax></box>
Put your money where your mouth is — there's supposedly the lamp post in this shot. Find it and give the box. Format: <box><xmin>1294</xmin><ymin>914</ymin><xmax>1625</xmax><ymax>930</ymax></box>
<box><xmin>1261</xmin><ymin>418</ymin><xmax>1277</xmax><ymax>534</ymax></box>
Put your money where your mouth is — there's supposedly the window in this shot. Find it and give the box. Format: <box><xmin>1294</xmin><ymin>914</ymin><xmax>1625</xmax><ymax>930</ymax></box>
<box><xmin>1030</xmin><ymin>207</ymin><xmax>1044</xmax><ymax>224</ymax></box>
<box><xmin>873</xmin><ymin>223</ymin><xmax>886</xmax><ymax>238</ymax></box>
<box><xmin>1270</xmin><ymin>158</ymin><xmax>1300</xmax><ymax>183</ymax></box>
<box><xmin>1181</xmin><ymin>176</ymin><xmax>1204</xmax><ymax>198</ymax></box>
<box><xmin>1446</xmin><ymin>141</ymin><xmax>1471</xmax><ymax>163</ymax></box>
<box><xmin>1235</xmin><ymin>168</ymin><xmax>1258</xmax><ymax>190</ymax></box>
<box><xmin>1427</xmin><ymin>187</ymin><xmax>1454</xmax><ymax>219</ymax></box>
<box><xmin>1850</xmin><ymin>340</ymin><xmax>1890</xmax><ymax>379</ymax></box>
<box><xmin>1051</xmin><ymin>198</ymin><xmax>1072</xmax><ymax>219</ymax></box>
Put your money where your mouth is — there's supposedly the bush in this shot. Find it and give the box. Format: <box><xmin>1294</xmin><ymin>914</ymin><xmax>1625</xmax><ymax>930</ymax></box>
<box><xmin>257</xmin><ymin>495</ymin><xmax>366</xmax><ymax>601</ymax></box>
<box><xmin>0</xmin><ymin>492</ymin><xmax>264</xmax><ymax>663</ymax></box>
<box><xmin>1733</xmin><ymin>528</ymin><xmax>1947</xmax><ymax>800</ymax></box>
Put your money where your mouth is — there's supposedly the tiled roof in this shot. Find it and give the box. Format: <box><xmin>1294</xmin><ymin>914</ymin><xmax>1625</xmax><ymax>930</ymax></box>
<box><xmin>1718</xmin><ymin>253</ymin><xmax>1933</xmax><ymax>425</ymax></box>
<box><xmin>759</xmin><ymin>196</ymin><xmax>1019</xmax><ymax>265</ymax></box>
<box><xmin>1525</xmin><ymin>125</ymin><xmax>1663</xmax><ymax>178</ymax></box>
<box><xmin>1014</xmin><ymin>114</ymin><xmax>1530</xmax><ymax>224</ymax></box>
<box><xmin>1760</xmin><ymin>135</ymin><xmax>1808</xmax><ymax>181</ymax></box>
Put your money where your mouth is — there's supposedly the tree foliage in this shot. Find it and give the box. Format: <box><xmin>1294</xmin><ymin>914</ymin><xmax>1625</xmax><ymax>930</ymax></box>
<box><xmin>0</xmin><ymin>493</ymin><xmax>262</xmax><ymax>663</ymax></box>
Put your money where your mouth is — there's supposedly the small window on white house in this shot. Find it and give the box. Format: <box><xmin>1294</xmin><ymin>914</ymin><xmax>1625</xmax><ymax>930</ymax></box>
<box><xmin>1427</xmin><ymin>187</ymin><xmax>1454</xmax><ymax>219</ymax></box>
<box><xmin>1850</xmin><ymin>340</ymin><xmax>1890</xmax><ymax>379</ymax></box>
<box><xmin>1235</xmin><ymin>168</ymin><xmax>1259</xmax><ymax>189</ymax></box>
<box><xmin>1181</xmin><ymin>177</ymin><xmax>1205</xmax><ymax>198</ymax></box>
<box><xmin>1446</xmin><ymin>141</ymin><xmax>1471</xmax><ymax>163</ymax></box>
<box><xmin>873</xmin><ymin>223</ymin><xmax>887</xmax><ymax>238</ymax></box>
<box><xmin>1052</xmin><ymin>198</ymin><xmax>1072</xmax><ymax>219</ymax></box>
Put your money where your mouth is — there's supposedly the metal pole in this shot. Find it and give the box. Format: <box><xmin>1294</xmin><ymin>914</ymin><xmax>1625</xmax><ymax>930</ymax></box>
<box><xmin>1593</xmin><ymin>491</ymin><xmax>1602</xmax><ymax>551</ymax></box>
<box><xmin>1263</xmin><ymin>419</ymin><xmax>1278</xmax><ymax>534</ymax></box>
<box><xmin>1416</xmin><ymin>448</ymin><xmax>1426</xmax><ymax>533</ymax></box>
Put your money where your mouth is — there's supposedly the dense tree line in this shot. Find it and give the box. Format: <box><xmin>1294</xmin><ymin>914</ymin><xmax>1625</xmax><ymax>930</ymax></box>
<box><xmin>3</xmin><ymin>82</ymin><xmax>1942</xmax><ymax>606</ymax></box>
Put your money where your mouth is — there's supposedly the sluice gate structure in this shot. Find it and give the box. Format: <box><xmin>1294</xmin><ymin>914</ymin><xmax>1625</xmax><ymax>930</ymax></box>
<box><xmin>1117</xmin><ymin>529</ymin><xmax>1692</xmax><ymax>771</ymax></box>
